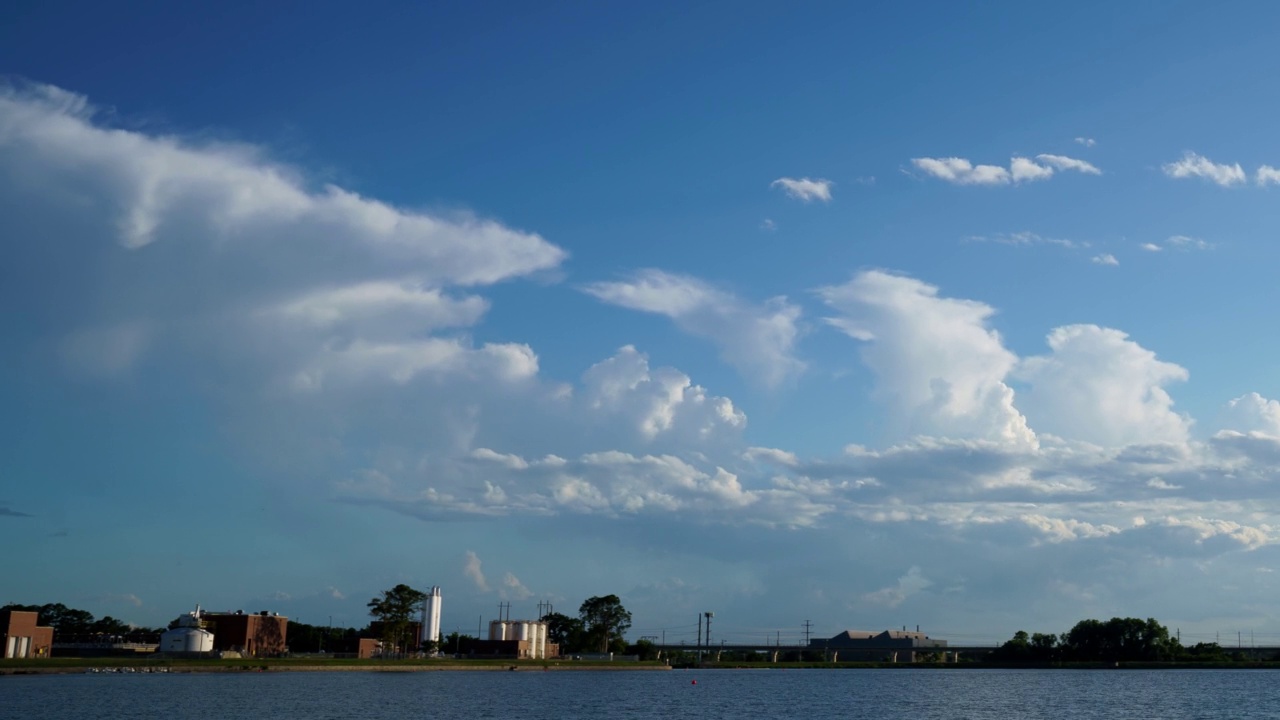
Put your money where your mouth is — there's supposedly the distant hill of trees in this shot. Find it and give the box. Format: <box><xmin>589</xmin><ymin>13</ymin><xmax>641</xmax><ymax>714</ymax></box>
<box><xmin>988</xmin><ymin>617</ymin><xmax>1234</xmax><ymax>663</ymax></box>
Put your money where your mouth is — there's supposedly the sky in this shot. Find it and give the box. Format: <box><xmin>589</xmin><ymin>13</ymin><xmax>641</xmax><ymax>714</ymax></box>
<box><xmin>5</xmin><ymin>0</ymin><xmax>1280</xmax><ymax>647</ymax></box>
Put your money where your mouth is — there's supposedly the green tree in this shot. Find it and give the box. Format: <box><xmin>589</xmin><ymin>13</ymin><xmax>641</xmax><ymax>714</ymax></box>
<box><xmin>541</xmin><ymin>611</ymin><xmax>586</xmax><ymax>653</ymax></box>
<box><xmin>368</xmin><ymin>584</ymin><xmax>427</xmax><ymax>656</ymax></box>
<box><xmin>578</xmin><ymin>595</ymin><xmax>632</xmax><ymax>653</ymax></box>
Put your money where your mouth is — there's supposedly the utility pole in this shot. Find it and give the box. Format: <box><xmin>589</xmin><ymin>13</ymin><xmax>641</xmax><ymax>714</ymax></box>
<box><xmin>803</xmin><ymin>620</ymin><xmax>812</xmax><ymax>646</ymax></box>
<box><xmin>697</xmin><ymin>614</ymin><xmax>703</xmax><ymax>662</ymax></box>
<box><xmin>704</xmin><ymin>612</ymin><xmax>714</xmax><ymax>650</ymax></box>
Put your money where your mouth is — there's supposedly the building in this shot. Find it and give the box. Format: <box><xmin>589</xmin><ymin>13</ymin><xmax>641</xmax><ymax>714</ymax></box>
<box><xmin>418</xmin><ymin>586</ymin><xmax>442</xmax><ymax>649</ymax></box>
<box><xmin>2</xmin><ymin>610</ymin><xmax>53</xmax><ymax>658</ymax></box>
<box><xmin>200</xmin><ymin>610</ymin><xmax>289</xmax><ymax>657</ymax></box>
<box><xmin>813</xmin><ymin>629</ymin><xmax>948</xmax><ymax>662</ymax></box>
<box><xmin>160</xmin><ymin>606</ymin><xmax>215</xmax><ymax>654</ymax></box>
<box><xmin>467</xmin><ymin>620</ymin><xmax>556</xmax><ymax>659</ymax></box>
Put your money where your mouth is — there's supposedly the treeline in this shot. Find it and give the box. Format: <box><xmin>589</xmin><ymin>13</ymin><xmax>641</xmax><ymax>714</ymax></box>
<box><xmin>1</xmin><ymin>602</ymin><xmax>165</xmax><ymax>643</ymax></box>
<box><xmin>989</xmin><ymin>617</ymin><xmax>1233</xmax><ymax>663</ymax></box>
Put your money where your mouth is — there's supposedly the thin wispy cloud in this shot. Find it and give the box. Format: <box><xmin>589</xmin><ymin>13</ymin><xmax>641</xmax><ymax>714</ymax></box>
<box><xmin>1141</xmin><ymin>236</ymin><xmax>1213</xmax><ymax>252</ymax></box>
<box><xmin>1074</xmin><ymin>137</ymin><xmax>1096</xmax><ymax>147</ymax></box>
<box><xmin>912</xmin><ymin>154</ymin><xmax>1099</xmax><ymax>185</ymax></box>
<box><xmin>964</xmin><ymin>232</ymin><xmax>1082</xmax><ymax>249</ymax></box>
<box><xmin>584</xmin><ymin>269</ymin><xmax>805</xmax><ymax>388</ymax></box>
<box><xmin>1036</xmin><ymin>154</ymin><xmax>1101</xmax><ymax>175</ymax></box>
<box><xmin>1162</xmin><ymin>152</ymin><xmax>1247</xmax><ymax>187</ymax></box>
<box><xmin>770</xmin><ymin>177</ymin><xmax>833</xmax><ymax>202</ymax></box>
<box><xmin>1091</xmin><ymin>253</ymin><xmax>1119</xmax><ymax>266</ymax></box>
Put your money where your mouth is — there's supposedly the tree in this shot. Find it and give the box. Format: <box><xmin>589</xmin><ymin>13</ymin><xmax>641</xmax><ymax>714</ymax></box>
<box><xmin>578</xmin><ymin>595</ymin><xmax>631</xmax><ymax>653</ymax></box>
<box><xmin>541</xmin><ymin>612</ymin><xmax>586</xmax><ymax>653</ymax></box>
<box><xmin>368</xmin><ymin>584</ymin><xmax>427</xmax><ymax>656</ymax></box>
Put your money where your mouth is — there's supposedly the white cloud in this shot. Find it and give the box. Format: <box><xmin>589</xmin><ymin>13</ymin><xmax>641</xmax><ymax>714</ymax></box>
<box><xmin>913</xmin><ymin>154</ymin><xmax>1098</xmax><ymax>185</ymax></box>
<box><xmin>1165</xmin><ymin>235</ymin><xmax>1212</xmax><ymax>250</ymax></box>
<box><xmin>1011</xmin><ymin>156</ymin><xmax>1055</xmax><ymax>182</ymax></box>
<box><xmin>1016</xmin><ymin>325</ymin><xmax>1190</xmax><ymax>446</ymax></box>
<box><xmin>1140</xmin><ymin>243</ymin><xmax>1163</xmax><ymax>252</ymax></box>
<box><xmin>580</xmin><ymin>346</ymin><xmax>746</xmax><ymax>441</ymax></box>
<box><xmin>1091</xmin><ymin>253</ymin><xmax>1119</xmax><ymax>266</ymax></box>
<box><xmin>1221</xmin><ymin>393</ymin><xmax>1280</xmax><ymax>436</ymax></box>
<box><xmin>861</xmin><ymin>566</ymin><xmax>932</xmax><ymax>608</ymax></box>
<box><xmin>770</xmin><ymin>177</ymin><xmax>833</xmax><ymax>202</ymax></box>
<box><xmin>583</xmin><ymin>270</ymin><xmax>804</xmax><ymax>388</ymax></box>
<box><xmin>819</xmin><ymin>271</ymin><xmax>1036</xmax><ymax>446</ymax></box>
<box><xmin>760</xmin><ymin>218</ymin><xmax>777</xmax><ymax>231</ymax></box>
<box><xmin>1258</xmin><ymin>166</ymin><xmax>1280</xmax><ymax>186</ymax></box>
<box><xmin>911</xmin><ymin>157</ymin><xmax>1010</xmax><ymax>185</ymax></box>
<box><xmin>463</xmin><ymin>551</ymin><xmax>490</xmax><ymax>592</ymax></box>
<box><xmin>964</xmin><ymin>231</ymin><xmax>1081</xmax><ymax>249</ymax></box>
<box><xmin>1162</xmin><ymin>152</ymin><xmax>1247</xmax><ymax>187</ymax></box>
<box><xmin>501</xmin><ymin>572</ymin><xmax>533</xmax><ymax>601</ymax></box>
<box><xmin>1074</xmin><ymin>137</ymin><xmax>1096</xmax><ymax>147</ymax></box>
<box><xmin>0</xmin><ymin>82</ymin><xmax>567</xmax><ymax>389</ymax></box>
<box><xmin>1035</xmin><ymin>153</ymin><xmax>1102</xmax><ymax>175</ymax></box>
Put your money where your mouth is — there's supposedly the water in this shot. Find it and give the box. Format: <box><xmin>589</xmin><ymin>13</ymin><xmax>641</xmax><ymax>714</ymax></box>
<box><xmin>4</xmin><ymin>668</ymin><xmax>1280</xmax><ymax>719</ymax></box>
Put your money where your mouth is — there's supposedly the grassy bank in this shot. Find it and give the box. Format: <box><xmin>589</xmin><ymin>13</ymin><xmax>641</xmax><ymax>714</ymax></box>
<box><xmin>0</xmin><ymin>657</ymin><xmax>671</xmax><ymax>675</ymax></box>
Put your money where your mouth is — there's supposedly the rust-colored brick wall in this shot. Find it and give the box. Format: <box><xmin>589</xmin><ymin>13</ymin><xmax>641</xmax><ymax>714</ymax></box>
<box><xmin>1</xmin><ymin>610</ymin><xmax>54</xmax><ymax>658</ymax></box>
<box><xmin>202</xmin><ymin>612</ymin><xmax>288</xmax><ymax>657</ymax></box>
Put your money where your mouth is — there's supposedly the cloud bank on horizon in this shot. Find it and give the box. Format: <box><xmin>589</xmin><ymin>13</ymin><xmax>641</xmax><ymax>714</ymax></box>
<box><xmin>5</xmin><ymin>68</ymin><xmax>1280</xmax><ymax>640</ymax></box>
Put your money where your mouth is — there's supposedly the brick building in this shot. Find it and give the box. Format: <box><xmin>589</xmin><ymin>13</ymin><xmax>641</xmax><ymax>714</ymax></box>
<box><xmin>200</xmin><ymin>610</ymin><xmax>289</xmax><ymax>657</ymax></box>
<box><xmin>2</xmin><ymin>610</ymin><xmax>54</xmax><ymax>658</ymax></box>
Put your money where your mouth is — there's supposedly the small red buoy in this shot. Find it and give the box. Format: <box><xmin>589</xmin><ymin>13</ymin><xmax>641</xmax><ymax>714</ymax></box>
<box><xmin>691</xmin><ymin>680</ymin><xmax>697</xmax><ymax>685</ymax></box>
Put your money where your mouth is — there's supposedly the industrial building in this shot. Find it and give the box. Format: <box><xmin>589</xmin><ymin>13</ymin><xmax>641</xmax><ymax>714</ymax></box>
<box><xmin>199</xmin><ymin>610</ymin><xmax>289</xmax><ymax>657</ymax></box>
<box><xmin>468</xmin><ymin>619</ymin><xmax>556</xmax><ymax>659</ymax></box>
<box><xmin>159</xmin><ymin>606</ymin><xmax>214</xmax><ymax>654</ymax></box>
<box><xmin>1</xmin><ymin>610</ymin><xmax>53</xmax><ymax>658</ymax></box>
<box><xmin>813</xmin><ymin>629</ymin><xmax>948</xmax><ymax>662</ymax></box>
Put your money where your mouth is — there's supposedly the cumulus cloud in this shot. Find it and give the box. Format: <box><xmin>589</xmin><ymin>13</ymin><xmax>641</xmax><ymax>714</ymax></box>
<box><xmin>1091</xmin><ymin>253</ymin><xmax>1119</xmax><ymax>266</ymax></box>
<box><xmin>770</xmin><ymin>177</ymin><xmax>833</xmax><ymax>202</ymax></box>
<box><xmin>1074</xmin><ymin>137</ymin><xmax>1096</xmax><ymax>147</ymax></box>
<box><xmin>1016</xmin><ymin>325</ymin><xmax>1190</xmax><ymax>446</ymax></box>
<box><xmin>1140</xmin><ymin>243</ymin><xmax>1163</xmax><ymax>252</ymax></box>
<box><xmin>1258</xmin><ymin>166</ymin><xmax>1280</xmax><ymax>186</ymax></box>
<box><xmin>913</xmin><ymin>154</ymin><xmax>1098</xmax><ymax>185</ymax></box>
<box><xmin>1162</xmin><ymin>152</ymin><xmax>1247</xmax><ymax>187</ymax></box>
<box><xmin>819</xmin><ymin>271</ymin><xmax>1035</xmax><ymax>446</ymax></box>
<box><xmin>1221</xmin><ymin>393</ymin><xmax>1280</xmax><ymax>436</ymax></box>
<box><xmin>583</xmin><ymin>270</ymin><xmax>804</xmax><ymax>388</ymax></box>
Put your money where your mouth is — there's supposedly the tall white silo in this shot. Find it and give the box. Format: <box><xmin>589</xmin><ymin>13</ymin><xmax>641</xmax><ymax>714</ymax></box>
<box><xmin>419</xmin><ymin>586</ymin><xmax>443</xmax><ymax>648</ymax></box>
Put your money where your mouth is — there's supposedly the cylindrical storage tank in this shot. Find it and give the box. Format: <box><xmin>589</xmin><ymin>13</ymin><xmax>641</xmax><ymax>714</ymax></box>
<box><xmin>488</xmin><ymin>620</ymin><xmax>502</xmax><ymax>641</ymax></box>
<box><xmin>161</xmin><ymin>627</ymin><xmax>214</xmax><ymax>653</ymax></box>
<box><xmin>518</xmin><ymin>622</ymin><xmax>530</xmax><ymax>642</ymax></box>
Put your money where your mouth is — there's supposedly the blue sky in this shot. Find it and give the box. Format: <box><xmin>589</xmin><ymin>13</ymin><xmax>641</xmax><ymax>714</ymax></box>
<box><xmin>6</xmin><ymin>0</ymin><xmax>1280</xmax><ymax>646</ymax></box>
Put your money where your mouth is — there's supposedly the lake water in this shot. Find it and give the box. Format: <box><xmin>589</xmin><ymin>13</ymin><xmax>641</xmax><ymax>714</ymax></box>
<box><xmin>4</xmin><ymin>668</ymin><xmax>1280</xmax><ymax>719</ymax></box>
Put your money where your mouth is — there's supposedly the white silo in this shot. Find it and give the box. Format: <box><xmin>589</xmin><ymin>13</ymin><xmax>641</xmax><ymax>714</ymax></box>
<box><xmin>419</xmin><ymin>586</ymin><xmax>442</xmax><ymax>649</ymax></box>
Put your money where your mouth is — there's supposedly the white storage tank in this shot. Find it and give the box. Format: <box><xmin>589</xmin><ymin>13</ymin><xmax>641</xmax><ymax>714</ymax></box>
<box><xmin>161</xmin><ymin>626</ymin><xmax>214</xmax><ymax>653</ymax></box>
<box><xmin>161</xmin><ymin>605</ymin><xmax>215</xmax><ymax>653</ymax></box>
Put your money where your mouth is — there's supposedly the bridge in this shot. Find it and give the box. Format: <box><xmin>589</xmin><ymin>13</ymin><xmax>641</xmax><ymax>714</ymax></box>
<box><xmin>648</xmin><ymin>642</ymin><xmax>1000</xmax><ymax>663</ymax></box>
